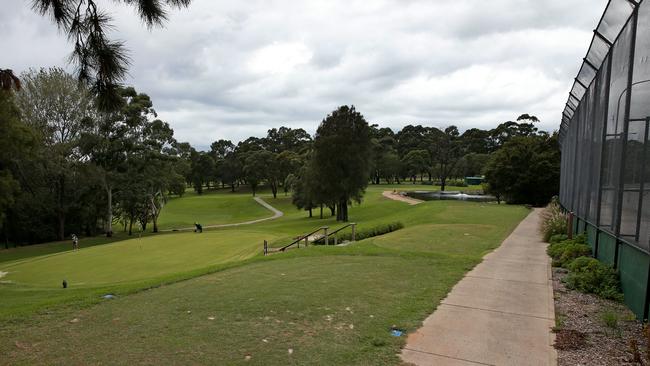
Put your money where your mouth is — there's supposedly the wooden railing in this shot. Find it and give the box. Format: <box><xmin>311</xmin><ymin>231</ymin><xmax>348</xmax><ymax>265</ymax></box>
<box><xmin>264</xmin><ymin>223</ymin><xmax>357</xmax><ymax>255</ymax></box>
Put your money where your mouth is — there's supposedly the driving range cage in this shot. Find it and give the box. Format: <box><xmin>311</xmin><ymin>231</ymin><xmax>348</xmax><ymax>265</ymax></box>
<box><xmin>559</xmin><ymin>0</ymin><xmax>650</xmax><ymax>319</ymax></box>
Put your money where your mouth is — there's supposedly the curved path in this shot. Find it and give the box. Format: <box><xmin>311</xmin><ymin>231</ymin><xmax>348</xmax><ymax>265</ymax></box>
<box><xmin>161</xmin><ymin>196</ymin><xmax>284</xmax><ymax>232</ymax></box>
<box><xmin>382</xmin><ymin>190</ymin><xmax>424</xmax><ymax>205</ymax></box>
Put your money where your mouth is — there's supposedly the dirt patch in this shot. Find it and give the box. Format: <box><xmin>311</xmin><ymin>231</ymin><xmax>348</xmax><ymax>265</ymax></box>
<box><xmin>381</xmin><ymin>191</ymin><xmax>423</xmax><ymax>205</ymax></box>
<box><xmin>552</xmin><ymin>267</ymin><xmax>649</xmax><ymax>365</ymax></box>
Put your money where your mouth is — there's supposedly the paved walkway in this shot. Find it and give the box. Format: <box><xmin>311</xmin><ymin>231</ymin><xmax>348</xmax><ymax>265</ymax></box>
<box><xmin>161</xmin><ymin>197</ymin><xmax>283</xmax><ymax>232</ymax></box>
<box><xmin>382</xmin><ymin>190</ymin><xmax>423</xmax><ymax>205</ymax></box>
<box><xmin>401</xmin><ymin>208</ymin><xmax>556</xmax><ymax>366</ymax></box>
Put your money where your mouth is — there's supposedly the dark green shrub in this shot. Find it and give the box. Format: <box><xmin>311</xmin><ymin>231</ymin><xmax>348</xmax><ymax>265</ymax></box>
<box><xmin>565</xmin><ymin>257</ymin><xmax>623</xmax><ymax>301</ymax></box>
<box><xmin>315</xmin><ymin>222</ymin><xmax>404</xmax><ymax>244</ymax></box>
<box><xmin>549</xmin><ymin>234</ymin><xmax>568</xmax><ymax>244</ymax></box>
<box><xmin>547</xmin><ymin>235</ymin><xmax>590</xmax><ymax>267</ymax></box>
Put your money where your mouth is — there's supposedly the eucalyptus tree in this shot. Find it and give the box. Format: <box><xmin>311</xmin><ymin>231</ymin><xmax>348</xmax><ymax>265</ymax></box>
<box><xmin>15</xmin><ymin>68</ymin><xmax>93</xmax><ymax>240</ymax></box>
<box><xmin>312</xmin><ymin>105</ymin><xmax>372</xmax><ymax>222</ymax></box>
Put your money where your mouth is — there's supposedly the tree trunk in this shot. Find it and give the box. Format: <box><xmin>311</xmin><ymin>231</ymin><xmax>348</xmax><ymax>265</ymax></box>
<box><xmin>441</xmin><ymin>178</ymin><xmax>446</xmax><ymax>191</ymax></box>
<box><xmin>57</xmin><ymin>174</ymin><xmax>65</xmax><ymax>241</ymax></box>
<box><xmin>230</xmin><ymin>183</ymin><xmax>235</xmax><ymax>192</ymax></box>
<box><xmin>329</xmin><ymin>205</ymin><xmax>335</xmax><ymax>216</ymax></box>
<box><xmin>106</xmin><ymin>184</ymin><xmax>113</xmax><ymax>237</ymax></box>
<box><xmin>128</xmin><ymin>217</ymin><xmax>133</xmax><ymax>236</ymax></box>
<box><xmin>308</xmin><ymin>207</ymin><xmax>312</xmax><ymax>218</ymax></box>
<box><xmin>320</xmin><ymin>204</ymin><xmax>323</xmax><ymax>219</ymax></box>
<box><xmin>338</xmin><ymin>198</ymin><xmax>348</xmax><ymax>222</ymax></box>
<box><xmin>271</xmin><ymin>182</ymin><xmax>277</xmax><ymax>198</ymax></box>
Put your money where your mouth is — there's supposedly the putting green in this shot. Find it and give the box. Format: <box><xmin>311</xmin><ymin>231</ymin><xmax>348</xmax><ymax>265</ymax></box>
<box><xmin>0</xmin><ymin>229</ymin><xmax>273</xmax><ymax>288</ymax></box>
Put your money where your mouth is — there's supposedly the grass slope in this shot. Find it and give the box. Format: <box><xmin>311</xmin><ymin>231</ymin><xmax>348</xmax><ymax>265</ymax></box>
<box><xmin>157</xmin><ymin>190</ymin><xmax>272</xmax><ymax>229</ymax></box>
<box><xmin>0</xmin><ymin>185</ymin><xmax>527</xmax><ymax>365</ymax></box>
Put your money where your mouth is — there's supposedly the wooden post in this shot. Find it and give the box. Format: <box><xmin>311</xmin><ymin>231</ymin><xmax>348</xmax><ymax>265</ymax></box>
<box><xmin>323</xmin><ymin>227</ymin><xmax>329</xmax><ymax>245</ymax></box>
<box><xmin>351</xmin><ymin>223</ymin><xmax>356</xmax><ymax>242</ymax></box>
<box><xmin>567</xmin><ymin>212</ymin><xmax>574</xmax><ymax>240</ymax></box>
<box><xmin>263</xmin><ymin>240</ymin><xmax>268</xmax><ymax>256</ymax></box>
<box><xmin>304</xmin><ymin>236</ymin><xmax>308</xmax><ymax>247</ymax></box>
<box><xmin>334</xmin><ymin>236</ymin><xmax>338</xmax><ymax>245</ymax></box>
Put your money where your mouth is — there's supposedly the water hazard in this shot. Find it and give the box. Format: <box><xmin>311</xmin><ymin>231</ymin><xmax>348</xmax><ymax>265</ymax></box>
<box><xmin>406</xmin><ymin>190</ymin><xmax>496</xmax><ymax>202</ymax></box>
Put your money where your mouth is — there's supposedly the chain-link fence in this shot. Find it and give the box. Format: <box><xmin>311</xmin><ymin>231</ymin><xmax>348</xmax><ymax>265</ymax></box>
<box><xmin>559</xmin><ymin>0</ymin><xmax>650</xmax><ymax>318</ymax></box>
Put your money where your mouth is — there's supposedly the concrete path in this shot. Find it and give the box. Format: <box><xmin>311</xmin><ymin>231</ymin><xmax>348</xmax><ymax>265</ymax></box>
<box><xmin>401</xmin><ymin>208</ymin><xmax>556</xmax><ymax>366</ymax></box>
<box><xmin>382</xmin><ymin>191</ymin><xmax>424</xmax><ymax>205</ymax></box>
<box><xmin>161</xmin><ymin>197</ymin><xmax>283</xmax><ymax>232</ymax></box>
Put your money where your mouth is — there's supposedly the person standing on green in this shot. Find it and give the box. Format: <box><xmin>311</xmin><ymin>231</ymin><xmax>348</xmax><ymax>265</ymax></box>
<box><xmin>71</xmin><ymin>234</ymin><xmax>79</xmax><ymax>250</ymax></box>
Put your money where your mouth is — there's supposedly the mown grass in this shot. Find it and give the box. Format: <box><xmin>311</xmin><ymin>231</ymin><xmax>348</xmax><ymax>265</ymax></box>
<box><xmin>0</xmin><ymin>184</ymin><xmax>527</xmax><ymax>365</ymax></box>
<box><xmin>157</xmin><ymin>189</ymin><xmax>272</xmax><ymax>229</ymax></box>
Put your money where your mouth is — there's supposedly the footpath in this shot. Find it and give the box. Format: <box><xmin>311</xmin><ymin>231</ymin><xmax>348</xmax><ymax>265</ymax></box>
<box><xmin>401</xmin><ymin>208</ymin><xmax>557</xmax><ymax>366</ymax></box>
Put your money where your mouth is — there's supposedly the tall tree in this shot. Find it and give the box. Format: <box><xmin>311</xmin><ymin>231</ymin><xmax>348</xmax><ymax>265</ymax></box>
<box><xmin>16</xmin><ymin>68</ymin><xmax>93</xmax><ymax>240</ymax></box>
<box><xmin>431</xmin><ymin>126</ymin><xmax>464</xmax><ymax>191</ymax></box>
<box><xmin>483</xmin><ymin>134</ymin><xmax>560</xmax><ymax>206</ymax></box>
<box><xmin>312</xmin><ymin>105</ymin><xmax>372</xmax><ymax>222</ymax></box>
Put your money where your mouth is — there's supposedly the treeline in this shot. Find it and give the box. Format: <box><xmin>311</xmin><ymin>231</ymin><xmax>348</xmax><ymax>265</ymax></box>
<box><xmin>0</xmin><ymin>68</ymin><xmax>559</xmax><ymax>247</ymax></box>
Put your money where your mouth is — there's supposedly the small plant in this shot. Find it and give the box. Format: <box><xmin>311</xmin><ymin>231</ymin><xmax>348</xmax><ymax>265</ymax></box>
<box><xmin>540</xmin><ymin>200</ymin><xmax>567</xmax><ymax>242</ymax></box>
<box><xmin>553</xmin><ymin>313</ymin><xmax>566</xmax><ymax>332</ymax></box>
<box><xmin>547</xmin><ymin>235</ymin><xmax>590</xmax><ymax>268</ymax></box>
<box><xmin>600</xmin><ymin>309</ymin><xmax>621</xmax><ymax>337</ymax></box>
<box><xmin>549</xmin><ymin>234</ymin><xmax>568</xmax><ymax>244</ymax></box>
<box><xmin>565</xmin><ymin>256</ymin><xmax>623</xmax><ymax>301</ymax></box>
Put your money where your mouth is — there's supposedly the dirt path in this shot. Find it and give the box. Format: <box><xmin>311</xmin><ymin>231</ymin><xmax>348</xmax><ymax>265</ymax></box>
<box><xmin>400</xmin><ymin>208</ymin><xmax>557</xmax><ymax>366</ymax></box>
<box><xmin>381</xmin><ymin>190</ymin><xmax>423</xmax><ymax>205</ymax></box>
<box><xmin>161</xmin><ymin>196</ymin><xmax>283</xmax><ymax>232</ymax></box>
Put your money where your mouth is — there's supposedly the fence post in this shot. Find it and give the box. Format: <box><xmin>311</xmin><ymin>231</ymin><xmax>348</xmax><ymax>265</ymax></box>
<box><xmin>263</xmin><ymin>240</ymin><xmax>268</xmax><ymax>256</ymax></box>
<box><xmin>323</xmin><ymin>227</ymin><xmax>329</xmax><ymax>245</ymax></box>
<box><xmin>351</xmin><ymin>223</ymin><xmax>356</xmax><ymax>242</ymax></box>
<box><xmin>567</xmin><ymin>212</ymin><xmax>574</xmax><ymax>240</ymax></box>
<box><xmin>334</xmin><ymin>236</ymin><xmax>338</xmax><ymax>245</ymax></box>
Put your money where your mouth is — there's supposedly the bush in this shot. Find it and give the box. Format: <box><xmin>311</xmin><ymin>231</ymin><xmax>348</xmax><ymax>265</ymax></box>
<box><xmin>549</xmin><ymin>234</ymin><xmax>568</xmax><ymax>244</ymax></box>
<box><xmin>565</xmin><ymin>257</ymin><xmax>623</xmax><ymax>301</ymax></box>
<box><xmin>540</xmin><ymin>200</ymin><xmax>567</xmax><ymax>242</ymax></box>
<box><xmin>316</xmin><ymin>222</ymin><xmax>404</xmax><ymax>244</ymax></box>
<box><xmin>547</xmin><ymin>235</ymin><xmax>590</xmax><ymax>267</ymax></box>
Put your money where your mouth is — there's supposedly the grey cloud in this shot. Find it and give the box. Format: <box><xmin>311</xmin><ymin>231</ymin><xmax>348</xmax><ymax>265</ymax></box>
<box><xmin>3</xmin><ymin>0</ymin><xmax>607</xmax><ymax>146</ymax></box>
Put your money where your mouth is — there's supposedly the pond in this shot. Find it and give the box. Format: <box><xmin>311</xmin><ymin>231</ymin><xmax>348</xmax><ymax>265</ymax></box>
<box><xmin>406</xmin><ymin>190</ymin><xmax>496</xmax><ymax>202</ymax></box>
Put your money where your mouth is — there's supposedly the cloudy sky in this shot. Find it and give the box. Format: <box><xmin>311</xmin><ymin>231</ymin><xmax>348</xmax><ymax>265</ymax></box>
<box><xmin>4</xmin><ymin>0</ymin><xmax>605</xmax><ymax>149</ymax></box>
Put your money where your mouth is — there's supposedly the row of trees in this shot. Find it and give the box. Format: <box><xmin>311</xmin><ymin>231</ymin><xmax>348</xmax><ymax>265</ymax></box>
<box><xmin>1</xmin><ymin>68</ymin><xmax>188</xmax><ymax>245</ymax></box>
<box><xmin>1</xmin><ymin>68</ymin><xmax>559</xmax><ymax>246</ymax></box>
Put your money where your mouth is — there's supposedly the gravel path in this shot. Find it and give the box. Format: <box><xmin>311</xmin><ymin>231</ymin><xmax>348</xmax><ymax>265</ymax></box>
<box><xmin>160</xmin><ymin>196</ymin><xmax>283</xmax><ymax>232</ymax></box>
<box><xmin>553</xmin><ymin>268</ymin><xmax>648</xmax><ymax>365</ymax></box>
<box><xmin>381</xmin><ymin>190</ymin><xmax>423</xmax><ymax>205</ymax></box>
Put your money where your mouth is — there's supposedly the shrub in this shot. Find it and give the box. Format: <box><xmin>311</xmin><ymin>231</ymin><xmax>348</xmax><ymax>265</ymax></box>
<box><xmin>315</xmin><ymin>222</ymin><xmax>404</xmax><ymax>244</ymax></box>
<box><xmin>565</xmin><ymin>257</ymin><xmax>623</xmax><ymax>301</ymax></box>
<box><xmin>540</xmin><ymin>200</ymin><xmax>567</xmax><ymax>242</ymax></box>
<box><xmin>549</xmin><ymin>234</ymin><xmax>568</xmax><ymax>244</ymax></box>
<box><xmin>547</xmin><ymin>235</ymin><xmax>590</xmax><ymax>267</ymax></box>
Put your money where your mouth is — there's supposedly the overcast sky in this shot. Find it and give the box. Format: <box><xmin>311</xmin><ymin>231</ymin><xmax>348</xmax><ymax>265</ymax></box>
<box><xmin>3</xmin><ymin>0</ymin><xmax>605</xmax><ymax>149</ymax></box>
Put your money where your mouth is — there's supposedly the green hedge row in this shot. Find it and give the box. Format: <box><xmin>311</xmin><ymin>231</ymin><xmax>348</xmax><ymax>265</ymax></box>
<box><xmin>547</xmin><ymin>234</ymin><xmax>623</xmax><ymax>301</ymax></box>
<box><xmin>315</xmin><ymin>222</ymin><xmax>404</xmax><ymax>244</ymax></box>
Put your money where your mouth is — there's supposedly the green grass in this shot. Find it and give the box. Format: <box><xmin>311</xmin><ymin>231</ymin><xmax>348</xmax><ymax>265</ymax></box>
<box><xmin>157</xmin><ymin>189</ymin><xmax>272</xmax><ymax>229</ymax></box>
<box><xmin>0</xmin><ymin>184</ymin><xmax>528</xmax><ymax>365</ymax></box>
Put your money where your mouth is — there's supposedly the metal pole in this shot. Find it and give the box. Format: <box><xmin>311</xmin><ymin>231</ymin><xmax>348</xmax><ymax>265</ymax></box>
<box><xmin>613</xmin><ymin>10</ymin><xmax>639</xmax><ymax>268</ymax></box>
